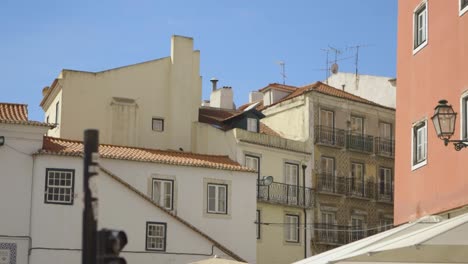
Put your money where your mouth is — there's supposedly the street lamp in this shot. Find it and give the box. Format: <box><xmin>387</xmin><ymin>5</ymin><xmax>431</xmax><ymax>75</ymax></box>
<box><xmin>431</xmin><ymin>100</ymin><xmax>468</xmax><ymax>151</ymax></box>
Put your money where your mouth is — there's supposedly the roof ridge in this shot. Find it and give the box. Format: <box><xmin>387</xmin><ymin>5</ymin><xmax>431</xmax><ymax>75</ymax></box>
<box><xmin>0</xmin><ymin>102</ymin><xmax>28</xmax><ymax>106</ymax></box>
<box><xmin>98</xmin><ymin>166</ymin><xmax>247</xmax><ymax>262</ymax></box>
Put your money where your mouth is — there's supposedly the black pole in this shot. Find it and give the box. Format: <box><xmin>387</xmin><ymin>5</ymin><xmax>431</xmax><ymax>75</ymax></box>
<box><xmin>83</xmin><ymin>130</ymin><xmax>99</xmax><ymax>264</ymax></box>
<box><xmin>302</xmin><ymin>164</ymin><xmax>307</xmax><ymax>259</ymax></box>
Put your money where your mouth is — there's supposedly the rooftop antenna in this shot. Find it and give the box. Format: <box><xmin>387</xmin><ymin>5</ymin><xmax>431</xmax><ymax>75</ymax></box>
<box><xmin>320</xmin><ymin>46</ymin><xmax>343</xmax><ymax>83</ymax></box>
<box><xmin>277</xmin><ymin>61</ymin><xmax>287</xmax><ymax>85</ymax></box>
<box><xmin>347</xmin><ymin>44</ymin><xmax>371</xmax><ymax>90</ymax></box>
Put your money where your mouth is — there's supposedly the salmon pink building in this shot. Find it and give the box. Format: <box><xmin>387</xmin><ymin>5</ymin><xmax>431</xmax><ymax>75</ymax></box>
<box><xmin>395</xmin><ymin>0</ymin><xmax>468</xmax><ymax>225</ymax></box>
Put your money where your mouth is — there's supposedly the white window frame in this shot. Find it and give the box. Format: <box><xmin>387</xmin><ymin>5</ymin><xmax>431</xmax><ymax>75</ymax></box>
<box><xmin>152</xmin><ymin>179</ymin><xmax>174</xmax><ymax>210</ymax></box>
<box><xmin>351</xmin><ymin>116</ymin><xmax>364</xmax><ymax>135</ymax></box>
<box><xmin>44</xmin><ymin>168</ymin><xmax>74</xmax><ymax>205</ymax></box>
<box><xmin>146</xmin><ymin>222</ymin><xmax>166</xmax><ymax>251</ymax></box>
<box><xmin>247</xmin><ymin>117</ymin><xmax>258</xmax><ymax>132</ymax></box>
<box><xmin>460</xmin><ymin>0</ymin><xmax>468</xmax><ymax>16</ymax></box>
<box><xmin>245</xmin><ymin>154</ymin><xmax>260</xmax><ymax>178</ymax></box>
<box><xmin>152</xmin><ymin>118</ymin><xmax>164</xmax><ymax>132</ymax></box>
<box><xmin>285</xmin><ymin>162</ymin><xmax>299</xmax><ymax>203</ymax></box>
<box><xmin>320</xmin><ymin>211</ymin><xmax>337</xmax><ymax>242</ymax></box>
<box><xmin>411</xmin><ymin>119</ymin><xmax>428</xmax><ymax>170</ymax></box>
<box><xmin>350</xmin><ymin>215</ymin><xmax>366</xmax><ymax>242</ymax></box>
<box><xmin>379</xmin><ymin>167</ymin><xmax>393</xmax><ymax>195</ymax></box>
<box><xmin>413</xmin><ymin>1</ymin><xmax>428</xmax><ymax>54</ymax></box>
<box><xmin>207</xmin><ymin>183</ymin><xmax>227</xmax><ymax>214</ymax></box>
<box><xmin>379</xmin><ymin>218</ymin><xmax>393</xmax><ymax>232</ymax></box>
<box><xmin>320</xmin><ymin>109</ymin><xmax>334</xmax><ymax>128</ymax></box>
<box><xmin>460</xmin><ymin>92</ymin><xmax>468</xmax><ymax>140</ymax></box>
<box><xmin>379</xmin><ymin>122</ymin><xmax>392</xmax><ymax>139</ymax></box>
<box><xmin>285</xmin><ymin>214</ymin><xmax>300</xmax><ymax>243</ymax></box>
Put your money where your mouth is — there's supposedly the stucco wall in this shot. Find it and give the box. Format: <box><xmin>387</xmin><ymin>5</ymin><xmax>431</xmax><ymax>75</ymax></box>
<box><xmin>395</xmin><ymin>0</ymin><xmax>468</xmax><ymax>224</ymax></box>
<box><xmin>30</xmin><ymin>155</ymin><xmax>252</xmax><ymax>263</ymax></box>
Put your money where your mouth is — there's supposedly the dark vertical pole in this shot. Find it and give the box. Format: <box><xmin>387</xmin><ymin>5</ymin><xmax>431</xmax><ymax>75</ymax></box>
<box><xmin>302</xmin><ymin>164</ymin><xmax>307</xmax><ymax>259</ymax></box>
<box><xmin>83</xmin><ymin>130</ymin><xmax>99</xmax><ymax>264</ymax></box>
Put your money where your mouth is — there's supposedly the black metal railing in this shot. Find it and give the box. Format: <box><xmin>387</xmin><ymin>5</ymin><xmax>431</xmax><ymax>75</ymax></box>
<box><xmin>377</xmin><ymin>181</ymin><xmax>394</xmax><ymax>202</ymax></box>
<box><xmin>257</xmin><ymin>182</ymin><xmax>314</xmax><ymax>208</ymax></box>
<box><xmin>314</xmin><ymin>223</ymin><xmax>390</xmax><ymax>245</ymax></box>
<box><xmin>347</xmin><ymin>133</ymin><xmax>374</xmax><ymax>153</ymax></box>
<box><xmin>315</xmin><ymin>126</ymin><xmax>346</xmax><ymax>148</ymax></box>
<box><xmin>316</xmin><ymin>174</ymin><xmax>393</xmax><ymax>202</ymax></box>
<box><xmin>376</xmin><ymin>137</ymin><xmax>394</xmax><ymax>157</ymax></box>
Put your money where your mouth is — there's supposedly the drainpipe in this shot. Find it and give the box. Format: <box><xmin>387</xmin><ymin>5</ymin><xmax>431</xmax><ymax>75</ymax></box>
<box><xmin>302</xmin><ymin>164</ymin><xmax>307</xmax><ymax>259</ymax></box>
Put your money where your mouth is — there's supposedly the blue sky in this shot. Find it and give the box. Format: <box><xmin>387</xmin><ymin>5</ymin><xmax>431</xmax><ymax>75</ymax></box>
<box><xmin>1</xmin><ymin>0</ymin><xmax>397</xmax><ymax>121</ymax></box>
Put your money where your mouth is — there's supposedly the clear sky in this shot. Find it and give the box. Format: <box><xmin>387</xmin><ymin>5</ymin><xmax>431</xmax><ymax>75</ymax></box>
<box><xmin>0</xmin><ymin>0</ymin><xmax>397</xmax><ymax>121</ymax></box>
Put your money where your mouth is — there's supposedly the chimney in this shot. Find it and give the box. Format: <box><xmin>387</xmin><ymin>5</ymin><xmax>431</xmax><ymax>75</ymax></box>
<box><xmin>210</xmin><ymin>78</ymin><xmax>218</xmax><ymax>91</ymax></box>
<box><xmin>210</xmin><ymin>83</ymin><xmax>234</xmax><ymax>109</ymax></box>
<box><xmin>249</xmin><ymin>91</ymin><xmax>263</xmax><ymax>103</ymax></box>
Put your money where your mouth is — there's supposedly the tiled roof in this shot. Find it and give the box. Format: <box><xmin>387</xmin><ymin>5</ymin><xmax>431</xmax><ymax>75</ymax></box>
<box><xmin>238</xmin><ymin>101</ymin><xmax>264</xmax><ymax>112</ymax></box>
<box><xmin>261</xmin><ymin>82</ymin><xmax>395</xmax><ymax>111</ymax></box>
<box><xmin>98</xmin><ymin>166</ymin><xmax>246</xmax><ymax>262</ymax></box>
<box><xmin>0</xmin><ymin>103</ymin><xmax>28</xmax><ymax>121</ymax></box>
<box><xmin>0</xmin><ymin>102</ymin><xmax>53</xmax><ymax>127</ymax></box>
<box><xmin>258</xmin><ymin>83</ymin><xmax>297</xmax><ymax>93</ymax></box>
<box><xmin>39</xmin><ymin>136</ymin><xmax>253</xmax><ymax>172</ymax></box>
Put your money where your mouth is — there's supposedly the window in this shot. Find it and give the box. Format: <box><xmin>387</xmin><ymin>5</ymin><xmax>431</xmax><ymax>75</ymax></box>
<box><xmin>414</xmin><ymin>2</ymin><xmax>428</xmax><ymax>51</ymax></box>
<box><xmin>380</xmin><ymin>218</ymin><xmax>393</xmax><ymax>232</ymax></box>
<box><xmin>245</xmin><ymin>155</ymin><xmax>260</xmax><ymax>176</ymax></box>
<box><xmin>350</xmin><ymin>163</ymin><xmax>364</xmax><ymax>194</ymax></box>
<box><xmin>44</xmin><ymin>169</ymin><xmax>74</xmax><ymax>205</ymax></box>
<box><xmin>247</xmin><ymin>118</ymin><xmax>258</xmax><ymax>132</ymax></box>
<box><xmin>461</xmin><ymin>95</ymin><xmax>468</xmax><ymax>139</ymax></box>
<box><xmin>379</xmin><ymin>167</ymin><xmax>393</xmax><ymax>196</ymax></box>
<box><xmin>256</xmin><ymin>210</ymin><xmax>261</xmax><ymax>239</ymax></box>
<box><xmin>152</xmin><ymin>179</ymin><xmax>173</xmax><ymax>210</ymax></box>
<box><xmin>350</xmin><ymin>216</ymin><xmax>366</xmax><ymax>242</ymax></box>
<box><xmin>285</xmin><ymin>214</ymin><xmax>299</xmax><ymax>243</ymax></box>
<box><xmin>285</xmin><ymin>163</ymin><xmax>299</xmax><ymax>203</ymax></box>
<box><xmin>320</xmin><ymin>109</ymin><xmax>334</xmax><ymax>128</ymax></box>
<box><xmin>320</xmin><ymin>211</ymin><xmax>337</xmax><ymax>243</ymax></box>
<box><xmin>350</xmin><ymin>116</ymin><xmax>364</xmax><ymax>135</ymax></box>
<box><xmin>152</xmin><ymin>118</ymin><xmax>164</xmax><ymax>132</ymax></box>
<box><xmin>379</xmin><ymin>122</ymin><xmax>392</xmax><ymax>139</ymax></box>
<box><xmin>207</xmin><ymin>184</ymin><xmax>227</xmax><ymax>214</ymax></box>
<box><xmin>461</xmin><ymin>0</ymin><xmax>468</xmax><ymax>15</ymax></box>
<box><xmin>320</xmin><ymin>156</ymin><xmax>335</xmax><ymax>192</ymax></box>
<box><xmin>55</xmin><ymin>101</ymin><xmax>60</xmax><ymax>124</ymax></box>
<box><xmin>412</xmin><ymin>120</ymin><xmax>427</xmax><ymax>169</ymax></box>
<box><xmin>146</xmin><ymin>222</ymin><xmax>166</xmax><ymax>251</ymax></box>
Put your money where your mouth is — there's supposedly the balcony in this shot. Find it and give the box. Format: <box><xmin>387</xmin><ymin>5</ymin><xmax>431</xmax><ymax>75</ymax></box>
<box><xmin>316</xmin><ymin>174</ymin><xmax>347</xmax><ymax>195</ymax></box>
<box><xmin>377</xmin><ymin>181</ymin><xmax>394</xmax><ymax>202</ymax></box>
<box><xmin>314</xmin><ymin>223</ymin><xmax>389</xmax><ymax>245</ymax></box>
<box><xmin>315</xmin><ymin>126</ymin><xmax>346</xmax><ymax>148</ymax></box>
<box><xmin>346</xmin><ymin>178</ymin><xmax>375</xmax><ymax>199</ymax></box>
<box><xmin>347</xmin><ymin>133</ymin><xmax>374</xmax><ymax>153</ymax></box>
<box><xmin>257</xmin><ymin>182</ymin><xmax>314</xmax><ymax>208</ymax></box>
<box><xmin>375</xmin><ymin>137</ymin><xmax>395</xmax><ymax>157</ymax></box>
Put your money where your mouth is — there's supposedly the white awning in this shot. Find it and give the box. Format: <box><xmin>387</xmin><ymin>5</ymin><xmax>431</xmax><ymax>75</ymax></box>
<box><xmin>294</xmin><ymin>213</ymin><xmax>468</xmax><ymax>264</ymax></box>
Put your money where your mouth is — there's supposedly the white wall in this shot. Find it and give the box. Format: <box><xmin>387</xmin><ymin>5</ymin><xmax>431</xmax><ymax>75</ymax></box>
<box><xmin>0</xmin><ymin>123</ymin><xmax>48</xmax><ymax>264</ymax></box>
<box><xmin>29</xmin><ymin>155</ymin><xmax>256</xmax><ymax>264</ymax></box>
<box><xmin>326</xmin><ymin>72</ymin><xmax>396</xmax><ymax>108</ymax></box>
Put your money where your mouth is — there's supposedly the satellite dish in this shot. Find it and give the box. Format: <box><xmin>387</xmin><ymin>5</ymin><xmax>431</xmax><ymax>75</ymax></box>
<box><xmin>330</xmin><ymin>63</ymin><xmax>339</xmax><ymax>74</ymax></box>
<box><xmin>262</xmin><ymin>176</ymin><xmax>274</xmax><ymax>186</ymax></box>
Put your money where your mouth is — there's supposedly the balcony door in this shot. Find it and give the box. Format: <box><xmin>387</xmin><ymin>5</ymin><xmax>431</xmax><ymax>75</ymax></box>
<box><xmin>285</xmin><ymin>163</ymin><xmax>299</xmax><ymax>205</ymax></box>
<box><xmin>350</xmin><ymin>162</ymin><xmax>364</xmax><ymax>195</ymax></box>
<box><xmin>320</xmin><ymin>109</ymin><xmax>335</xmax><ymax>144</ymax></box>
<box><xmin>320</xmin><ymin>156</ymin><xmax>335</xmax><ymax>192</ymax></box>
<box><xmin>321</xmin><ymin>211</ymin><xmax>337</xmax><ymax>243</ymax></box>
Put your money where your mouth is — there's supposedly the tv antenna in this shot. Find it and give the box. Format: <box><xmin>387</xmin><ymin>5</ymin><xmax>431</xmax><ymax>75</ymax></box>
<box><xmin>346</xmin><ymin>44</ymin><xmax>371</xmax><ymax>77</ymax></box>
<box><xmin>277</xmin><ymin>61</ymin><xmax>287</xmax><ymax>85</ymax></box>
<box><xmin>320</xmin><ymin>46</ymin><xmax>344</xmax><ymax>83</ymax></box>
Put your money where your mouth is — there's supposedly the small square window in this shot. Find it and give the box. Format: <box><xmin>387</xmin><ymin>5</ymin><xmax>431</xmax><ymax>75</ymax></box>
<box><xmin>247</xmin><ymin>118</ymin><xmax>258</xmax><ymax>132</ymax></box>
<box><xmin>412</xmin><ymin>120</ymin><xmax>427</xmax><ymax>169</ymax></box>
<box><xmin>285</xmin><ymin>214</ymin><xmax>299</xmax><ymax>243</ymax></box>
<box><xmin>413</xmin><ymin>2</ymin><xmax>428</xmax><ymax>52</ymax></box>
<box><xmin>152</xmin><ymin>118</ymin><xmax>164</xmax><ymax>132</ymax></box>
<box><xmin>207</xmin><ymin>183</ymin><xmax>227</xmax><ymax>214</ymax></box>
<box><xmin>44</xmin><ymin>169</ymin><xmax>74</xmax><ymax>205</ymax></box>
<box><xmin>152</xmin><ymin>179</ymin><xmax>174</xmax><ymax>210</ymax></box>
<box><xmin>146</xmin><ymin>222</ymin><xmax>166</xmax><ymax>251</ymax></box>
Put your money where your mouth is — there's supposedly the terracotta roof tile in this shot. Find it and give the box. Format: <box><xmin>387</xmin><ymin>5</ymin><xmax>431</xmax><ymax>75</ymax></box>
<box><xmin>0</xmin><ymin>102</ymin><xmax>54</xmax><ymax>127</ymax></box>
<box><xmin>0</xmin><ymin>103</ymin><xmax>28</xmax><ymax>121</ymax></box>
<box><xmin>261</xmin><ymin>82</ymin><xmax>395</xmax><ymax>111</ymax></box>
<box><xmin>39</xmin><ymin>136</ymin><xmax>254</xmax><ymax>172</ymax></box>
<box><xmin>259</xmin><ymin>123</ymin><xmax>280</xmax><ymax>137</ymax></box>
<box><xmin>258</xmin><ymin>83</ymin><xmax>298</xmax><ymax>93</ymax></box>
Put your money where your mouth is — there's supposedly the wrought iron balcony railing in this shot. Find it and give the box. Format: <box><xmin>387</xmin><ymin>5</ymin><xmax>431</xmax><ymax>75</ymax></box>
<box><xmin>314</xmin><ymin>223</ymin><xmax>389</xmax><ymax>245</ymax></box>
<box><xmin>315</xmin><ymin>126</ymin><xmax>346</xmax><ymax>148</ymax></box>
<box><xmin>316</xmin><ymin>174</ymin><xmax>393</xmax><ymax>202</ymax></box>
<box><xmin>347</xmin><ymin>133</ymin><xmax>374</xmax><ymax>153</ymax></box>
<box><xmin>257</xmin><ymin>181</ymin><xmax>314</xmax><ymax>208</ymax></box>
<box><xmin>375</xmin><ymin>137</ymin><xmax>395</xmax><ymax>157</ymax></box>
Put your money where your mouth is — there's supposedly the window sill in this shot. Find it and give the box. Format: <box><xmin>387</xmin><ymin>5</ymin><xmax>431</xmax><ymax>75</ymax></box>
<box><xmin>413</xmin><ymin>41</ymin><xmax>428</xmax><ymax>55</ymax></box>
<box><xmin>411</xmin><ymin>159</ymin><xmax>427</xmax><ymax>171</ymax></box>
<box><xmin>460</xmin><ymin>6</ymin><xmax>468</xmax><ymax>16</ymax></box>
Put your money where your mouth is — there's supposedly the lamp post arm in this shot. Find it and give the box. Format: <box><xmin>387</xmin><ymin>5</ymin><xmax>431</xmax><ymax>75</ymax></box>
<box><xmin>444</xmin><ymin>139</ymin><xmax>468</xmax><ymax>151</ymax></box>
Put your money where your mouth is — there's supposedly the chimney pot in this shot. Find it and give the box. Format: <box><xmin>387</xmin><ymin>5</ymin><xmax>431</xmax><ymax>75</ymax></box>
<box><xmin>210</xmin><ymin>78</ymin><xmax>218</xmax><ymax>91</ymax></box>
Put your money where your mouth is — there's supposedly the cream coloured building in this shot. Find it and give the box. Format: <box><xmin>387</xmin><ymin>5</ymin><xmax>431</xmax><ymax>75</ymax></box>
<box><xmin>40</xmin><ymin>35</ymin><xmax>202</xmax><ymax>151</ymax></box>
